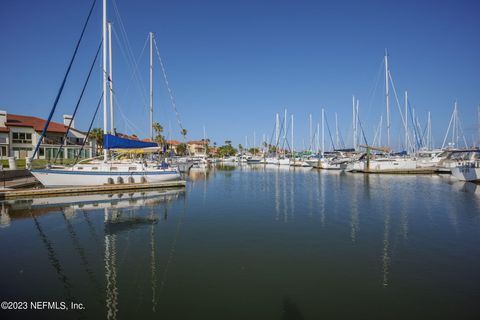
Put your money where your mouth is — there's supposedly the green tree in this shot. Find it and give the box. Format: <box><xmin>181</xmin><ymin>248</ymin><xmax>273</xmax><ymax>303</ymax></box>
<box><xmin>152</xmin><ymin>122</ymin><xmax>163</xmax><ymax>135</ymax></box>
<box><xmin>152</xmin><ymin>122</ymin><xmax>165</xmax><ymax>146</ymax></box>
<box><xmin>180</xmin><ymin>128</ymin><xmax>188</xmax><ymax>140</ymax></box>
<box><xmin>249</xmin><ymin>147</ymin><xmax>260</xmax><ymax>155</ymax></box>
<box><xmin>217</xmin><ymin>144</ymin><xmax>237</xmax><ymax>157</ymax></box>
<box><xmin>268</xmin><ymin>144</ymin><xmax>277</xmax><ymax>154</ymax></box>
<box><xmin>238</xmin><ymin>144</ymin><xmax>244</xmax><ymax>154</ymax></box>
<box><xmin>90</xmin><ymin>128</ymin><xmax>104</xmax><ymax>156</ymax></box>
<box><xmin>176</xmin><ymin>143</ymin><xmax>187</xmax><ymax>155</ymax></box>
<box><xmin>225</xmin><ymin>140</ymin><xmax>232</xmax><ymax>146</ymax></box>
<box><xmin>205</xmin><ymin>138</ymin><xmax>211</xmax><ymax>155</ymax></box>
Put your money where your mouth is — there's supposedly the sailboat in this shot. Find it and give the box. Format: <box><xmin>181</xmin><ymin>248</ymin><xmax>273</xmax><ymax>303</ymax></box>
<box><xmin>345</xmin><ymin>51</ymin><xmax>419</xmax><ymax>173</ymax></box>
<box><xmin>450</xmin><ymin>150</ymin><xmax>480</xmax><ymax>182</ymax></box>
<box><xmin>30</xmin><ymin>0</ymin><xmax>180</xmax><ymax>187</ymax></box>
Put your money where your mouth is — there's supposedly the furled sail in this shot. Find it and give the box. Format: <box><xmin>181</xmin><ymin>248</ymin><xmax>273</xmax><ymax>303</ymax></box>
<box><xmin>103</xmin><ymin>134</ymin><xmax>158</xmax><ymax>149</ymax></box>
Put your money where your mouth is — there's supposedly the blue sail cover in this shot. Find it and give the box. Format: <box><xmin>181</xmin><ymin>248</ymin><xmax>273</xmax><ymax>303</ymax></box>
<box><xmin>103</xmin><ymin>134</ymin><xmax>158</xmax><ymax>149</ymax></box>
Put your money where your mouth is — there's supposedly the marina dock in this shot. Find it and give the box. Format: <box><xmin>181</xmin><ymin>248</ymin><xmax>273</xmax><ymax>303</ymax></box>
<box><xmin>0</xmin><ymin>180</ymin><xmax>186</xmax><ymax>200</ymax></box>
<box><xmin>353</xmin><ymin>168</ymin><xmax>437</xmax><ymax>174</ymax></box>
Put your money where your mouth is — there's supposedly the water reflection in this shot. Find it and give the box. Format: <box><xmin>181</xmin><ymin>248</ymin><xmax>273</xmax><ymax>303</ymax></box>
<box><xmin>3</xmin><ymin>189</ymin><xmax>183</xmax><ymax>219</ymax></box>
<box><xmin>1</xmin><ymin>188</ymin><xmax>184</xmax><ymax>319</ymax></box>
<box><xmin>186</xmin><ymin>164</ymin><xmax>479</xmax><ymax>290</ymax></box>
<box><xmin>0</xmin><ymin>202</ymin><xmax>10</xmax><ymax>228</ymax></box>
<box><xmin>32</xmin><ymin>213</ymin><xmax>78</xmax><ymax>309</ymax></box>
<box><xmin>188</xmin><ymin>167</ymin><xmax>211</xmax><ymax>181</ymax></box>
<box><xmin>2</xmin><ymin>165</ymin><xmax>480</xmax><ymax>319</ymax></box>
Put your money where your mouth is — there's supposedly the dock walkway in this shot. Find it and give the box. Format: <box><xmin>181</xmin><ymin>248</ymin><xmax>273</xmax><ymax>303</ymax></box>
<box><xmin>0</xmin><ymin>180</ymin><xmax>186</xmax><ymax>200</ymax></box>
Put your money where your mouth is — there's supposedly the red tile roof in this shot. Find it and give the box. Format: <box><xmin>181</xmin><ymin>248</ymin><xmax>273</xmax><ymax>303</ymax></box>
<box><xmin>0</xmin><ymin>127</ymin><xmax>9</xmax><ymax>133</ymax></box>
<box><xmin>187</xmin><ymin>140</ymin><xmax>207</xmax><ymax>145</ymax></box>
<box><xmin>4</xmin><ymin>114</ymin><xmax>67</xmax><ymax>133</ymax></box>
<box><xmin>117</xmin><ymin>132</ymin><xmax>139</xmax><ymax>140</ymax></box>
<box><xmin>166</xmin><ymin>140</ymin><xmax>181</xmax><ymax>146</ymax></box>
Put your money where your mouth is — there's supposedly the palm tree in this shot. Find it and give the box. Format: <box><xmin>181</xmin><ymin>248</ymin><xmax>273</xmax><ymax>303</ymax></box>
<box><xmin>90</xmin><ymin>128</ymin><xmax>104</xmax><ymax>156</ymax></box>
<box><xmin>152</xmin><ymin>122</ymin><xmax>165</xmax><ymax>146</ymax></box>
<box><xmin>180</xmin><ymin>128</ymin><xmax>187</xmax><ymax>140</ymax></box>
<box><xmin>205</xmin><ymin>138</ymin><xmax>211</xmax><ymax>155</ymax></box>
<box><xmin>225</xmin><ymin>140</ymin><xmax>232</xmax><ymax>146</ymax></box>
<box><xmin>152</xmin><ymin>122</ymin><xmax>163</xmax><ymax>136</ymax></box>
<box><xmin>176</xmin><ymin>143</ymin><xmax>187</xmax><ymax>155</ymax></box>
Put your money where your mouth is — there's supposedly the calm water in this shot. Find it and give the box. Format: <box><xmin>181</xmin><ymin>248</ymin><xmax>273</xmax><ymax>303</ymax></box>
<box><xmin>1</xmin><ymin>164</ymin><xmax>480</xmax><ymax>319</ymax></box>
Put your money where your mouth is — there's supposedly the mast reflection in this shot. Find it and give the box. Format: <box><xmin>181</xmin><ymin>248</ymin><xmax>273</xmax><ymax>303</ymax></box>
<box><xmin>2</xmin><ymin>188</ymin><xmax>185</xmax><ymax>319</ymax></box>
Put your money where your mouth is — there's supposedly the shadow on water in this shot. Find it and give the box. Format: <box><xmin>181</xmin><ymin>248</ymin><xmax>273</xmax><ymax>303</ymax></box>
<box><xmin>282</xmin><ymin>296</ymin><xmax>305</xmax><ymax>320</ymax></box>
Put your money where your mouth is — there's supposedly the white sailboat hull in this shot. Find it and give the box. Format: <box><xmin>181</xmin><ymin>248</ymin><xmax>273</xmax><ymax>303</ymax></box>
<box><xmin>290</xmin><ymin>159</ymin><xmax>311</xmax><ymax>167</ymax></box>
<box><xmin>319</xmin><ymin>161</ymin><xmax>342</xmax><ymax>170</ymax></box>
<box><xmin>451</xmin><ymin>166</ymin><xmax>480</xmax><ymax>182</ymax></box>
<box><xmin>346</xmin><ymin>158</ymin><xmax>417</xmax><ymax>172</ymax></box>
<box><xmin>31</xmin><ymin>167</ymin><xmax>181</xmax><ymax>187</ymax></box>
<box><xmin>265</xmin><ymin>157</ymin><xmax>280</xmax><ymax>165</ymax></box>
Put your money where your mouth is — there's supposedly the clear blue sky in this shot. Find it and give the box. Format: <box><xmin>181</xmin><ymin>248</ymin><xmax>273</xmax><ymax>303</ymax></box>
<box><xmin>1</xmin><ymin>0</ymin><xmax>479</xmax><ymax>150</ymax></box>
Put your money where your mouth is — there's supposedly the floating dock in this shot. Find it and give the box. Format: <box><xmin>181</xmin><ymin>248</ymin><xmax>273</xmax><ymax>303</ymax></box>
<box><xmin>0</xmin><ymin>180</ymin><xmax>186</xmax><ymax>200</ymax></box>
<box><xmin>352</xmin><ymin>168</ymin><xmax>436</xmax><ymax>174</ymax></box>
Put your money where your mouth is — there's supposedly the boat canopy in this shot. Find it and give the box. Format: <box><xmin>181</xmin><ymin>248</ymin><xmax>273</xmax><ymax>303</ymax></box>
<box><xmin>104</xmin><ymin>134</ymin><xmax>158</xmax><ymax>149</ymax></box>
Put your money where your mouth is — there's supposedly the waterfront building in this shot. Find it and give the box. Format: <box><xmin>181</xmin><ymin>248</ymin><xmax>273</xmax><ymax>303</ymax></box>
<box><xmin>165</xmin><ymin>139</ymin><xmax>181</xmax><ymax>154</ymax></box>
<box><xmin>0</xmin><ymin>110</ymin><xmax>94</xmax><ymax>160</ymax></box>
<box><xmin>187</xmin><ymin>140</ymin><xmax>208</xmax><ymax>156</ymax></box>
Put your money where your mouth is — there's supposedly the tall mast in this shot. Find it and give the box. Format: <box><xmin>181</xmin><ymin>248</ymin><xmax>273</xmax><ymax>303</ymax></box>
<box><xmin>385</xmin><ymin>49</ymin><xmax>391</xmax><ymax>147</ymax></box>
<box><xmin>335</xmin><ymin>112</ymin><xmax>339</xmax><ymax>148</ymax></box>
<box><xmin>413</xmin><ymin>108</ymin><xmax>417</xmax><ymax>150</ymax></box>
<box><xmin>102</xmin><ymin>0</ymin><xmax>108</xmax><ymax>161</ymax></box>
<box><xmin>352</xmin><ymin>95</ymin><xmax>356</xmax><ymax>150</ymax></box>
<box><xmin>442</xmin><ymin>104</ymin><xmax>455</xmax><ymax>149</ymax></box>
<box><xmin>291</xmin><ymin>114</ymin><xmax>294</xmax><ymax>155</ymax></box>
<box><xmin>379</xmin><ymin>115</ymin><xmax>383</xmax><ymax>146</ymax></box>
<box><xmin>321</xmin><ymin>108</ymin><xmax>325</xmax><ymax>157</ymax></box>
<box><xmin>309</xmin><ymin>113</ymin><xmax>312</xmax><ymax>152</ymax></box>
<box><xmin>149</xmin><ymin>32</ymin><xmax>154</xmax><ymax>140</ymax></box>
<box><xmin>452</xmin><ymin>101</ymin><xmax>457</xmax><ymax>147</ymax></box>
<box><xmin>275</xmin><ymin>113</ymin><xmax>279</xmax><ymax>147</ymax></box>
<box><xmin>404</xmin><ymin>91</ymin><xmax>408</xmax><ymax>152</ymax></box>
<box><xmin>356</xmin><ymin>100</ymin><xmax>359</xmax><ymax>147</ymax></box>
<box><xmin>283</xmin><ymin>109</ymin><xmax>287</xmax><ymax>146</ymax></box>
<box><xmin>108</xmin><ymin>22</ymin><xmax>114</xmax><ymax>134</ymax></box>
<box><xmin>317</xmin><ymin>123</ymin><xmax>320</xmax><ymax>153</ymax></box>
<box><xmin>427</xmin><ymin>111</ymin><xmax>432</xmax><ymax>150</ymax></box>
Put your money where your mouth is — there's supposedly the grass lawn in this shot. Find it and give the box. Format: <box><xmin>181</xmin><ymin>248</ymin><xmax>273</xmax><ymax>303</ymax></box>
<box><xmin>1</xmin><ymin>158</ymin><xmax>79</xmax><ymax>169</ymax></box>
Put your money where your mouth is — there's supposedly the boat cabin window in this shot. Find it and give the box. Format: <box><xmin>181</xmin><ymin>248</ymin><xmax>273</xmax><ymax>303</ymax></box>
<box><xmin>128</xmin><ymin>167</ymin><xmax>137</xmax><ymax>171</ymax></box>
<box><xmin>77</xmin><ymin>167</ymin><xmax>83</xmax><ymax>170</ymax></box>
<box><xmin>91</xmin><ymin>167</ymin><xmax>98</xmax><ymax>170</ymax></box>
<box><xmin>110</xmin><ymin>167</ymin><xmax>118</xmax><ymax>171</ymax></box>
